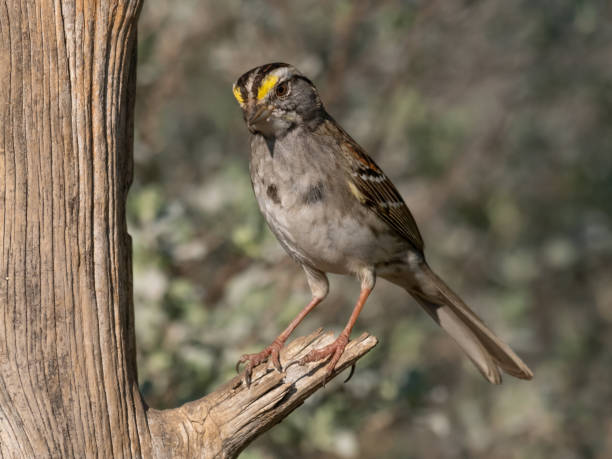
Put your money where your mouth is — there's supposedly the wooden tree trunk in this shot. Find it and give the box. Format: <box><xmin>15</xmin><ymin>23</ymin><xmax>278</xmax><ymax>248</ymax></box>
<box><xmin>0</xmin><ymin>0</ymin><xmax>146</xmax><ymax>456</ymax></box>
<box><xmin>0</xmin><ymin>2</ymin><xmax>377</xmax><ymax>457</ymax></box>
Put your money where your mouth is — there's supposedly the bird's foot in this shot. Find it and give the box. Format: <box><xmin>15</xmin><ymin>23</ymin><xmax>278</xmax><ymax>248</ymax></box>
<box><xmin>297</xmin><ymin>333</ymin><xmax>349</xmax><ymax>383</ymax></box>
<box><xmin>236</xmin><ymin>338</ymin><xmax>283</xmax><ymax>387</ymax></box>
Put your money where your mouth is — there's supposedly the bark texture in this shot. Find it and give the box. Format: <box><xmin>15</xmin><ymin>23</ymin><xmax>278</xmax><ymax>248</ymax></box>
<box><xmin>0</xmin><ymin>0</ymin><xmax>146</xmax><ymax>456</ymax></box>
<box><xmin>0</xmin><ymin>2</ymin><xmax>377</xmax><ymax>457</ymax></box>
<box><xmin>149</xmin><ymin>330</ymin><xmax>377</xmax><ymax>458</ymax></box>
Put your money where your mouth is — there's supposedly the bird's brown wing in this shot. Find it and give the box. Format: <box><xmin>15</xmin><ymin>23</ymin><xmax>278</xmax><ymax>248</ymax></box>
<box><xmin>333</xmin><ymin>124</ymin><xmax>424</xmax><ymax>252</ymax></box>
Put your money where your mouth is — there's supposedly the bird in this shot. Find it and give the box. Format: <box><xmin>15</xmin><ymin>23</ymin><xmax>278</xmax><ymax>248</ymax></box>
<box><xmin>232</xmin><ymin>62</ymin><xmax>533</xmax><ymax>387</ymax></box>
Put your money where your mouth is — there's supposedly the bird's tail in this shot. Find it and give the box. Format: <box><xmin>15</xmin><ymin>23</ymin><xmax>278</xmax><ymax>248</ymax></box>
<box><xmin>385</xmin><ymin>262</ymin><xmax>533</xmax><ymax>384</ymax></box>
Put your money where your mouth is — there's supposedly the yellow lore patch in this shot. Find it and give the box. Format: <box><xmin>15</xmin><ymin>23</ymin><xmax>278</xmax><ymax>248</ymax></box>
<box><xmin>257</xmin><ymin>74</ymin><xmax>279</xmax><ymax>100</ymax></box>
<box><xmin>232</xmin><ymin>85</ymin><xmax>245</xmax><ymax>106</ymax></box>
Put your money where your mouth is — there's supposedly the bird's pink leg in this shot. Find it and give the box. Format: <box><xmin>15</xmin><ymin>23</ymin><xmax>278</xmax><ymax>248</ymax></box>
<box><xmin>298</xmin><ymin>286</ymin><xmax>373</xmax><ymax>380</ymax></box>
<box><xmin>236</xmin><ymin>295</ymin><xmax>324</xmax><ymax>386</ymax></box>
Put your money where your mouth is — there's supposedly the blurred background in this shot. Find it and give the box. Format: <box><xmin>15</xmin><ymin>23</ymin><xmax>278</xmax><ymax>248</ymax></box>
<box><xmin>131</xmin><ymin>1</ymin><xmax>612</xmax><ymax>458</ymax></box>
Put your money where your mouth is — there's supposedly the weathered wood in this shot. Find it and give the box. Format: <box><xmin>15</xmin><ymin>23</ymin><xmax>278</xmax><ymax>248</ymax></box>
<box><xmin>0</xmin><ymin>0</ymin><xmax>146</xmax><ymax>457</ymax></box>
<box><xmin>0</xmin><ymin>2</ymin><xmax>377</xmax><ymax>457</ymax></box>
<box><xmin>149</xmin><ymin>330</ymin><xmax>377</xmax><ymax>458</ymax></box>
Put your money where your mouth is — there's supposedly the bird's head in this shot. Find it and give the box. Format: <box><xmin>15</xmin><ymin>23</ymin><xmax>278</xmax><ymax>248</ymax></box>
<box><xmin>232</xmin><ymin>63</ymin><xmax>323</xmax><ymax>138</ymax></box>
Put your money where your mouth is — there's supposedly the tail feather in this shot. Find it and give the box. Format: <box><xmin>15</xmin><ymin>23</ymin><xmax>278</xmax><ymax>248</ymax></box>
<box><xmin>411</xmin><ymin>291</ymin><xmax>503</xmax><ymax>383</ymax></box>
<box><xmin>386</xmin><ymin>262</ymin><xmax>533</xmax><ymax>383</ymax></box>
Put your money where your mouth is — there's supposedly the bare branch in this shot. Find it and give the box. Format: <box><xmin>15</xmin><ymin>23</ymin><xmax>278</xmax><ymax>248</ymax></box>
<box><xmin>148</xmin><ymin>330</ymin><xmax>378</xmax><ymax>458</ymax></box>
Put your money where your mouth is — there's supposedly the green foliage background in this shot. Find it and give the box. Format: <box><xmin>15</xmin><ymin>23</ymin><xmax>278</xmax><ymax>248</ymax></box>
<box><xmin>131</xmin><ymin>1</ymin><xmax>612</xmax><ymax>457</ymax></box>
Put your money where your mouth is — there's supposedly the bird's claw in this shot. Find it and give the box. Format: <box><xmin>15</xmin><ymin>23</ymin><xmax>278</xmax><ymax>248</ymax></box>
<box><xmin>292</xmin><ymin>334</ymin><xmax>351</xmax><ymax>384</ymax></box>
<box><xmin>235</xmin><ymin>340</ymin><xmax>283</xmax><ymax>388</ymax></box>
<box><xmin>344</xmin><ymin>363</ymin><xmax>356</xmax><ymax>383</ymax></box>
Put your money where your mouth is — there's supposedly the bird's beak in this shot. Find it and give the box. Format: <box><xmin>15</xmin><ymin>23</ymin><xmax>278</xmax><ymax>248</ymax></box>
<box><xmin>247</xmin><ymin>104</ymin><xmax>272</xmax><ymax>129</ymax></box>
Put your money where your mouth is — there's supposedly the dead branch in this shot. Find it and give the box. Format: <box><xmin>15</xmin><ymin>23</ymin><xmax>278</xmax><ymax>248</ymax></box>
<box><xmin>148</xmin><ymin>330</ymin><xmax>378</xmax><ymax>458</ymax></box>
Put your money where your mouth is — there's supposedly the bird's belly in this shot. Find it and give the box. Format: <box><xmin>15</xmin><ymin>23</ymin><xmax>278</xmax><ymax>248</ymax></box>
<box><xmin>255</xmin><ymin>180</ymin><xmax>404</xmax><ymax>275</ymax></box>
<box><xmin>249</xmin><ymin>134</ymin><xmax>410</xmax><ymax>275</ymax></box>
<box><xmin>267</xmin><ymin>208</ymin><xmax>367</xmax><ymax>274</ymax></box>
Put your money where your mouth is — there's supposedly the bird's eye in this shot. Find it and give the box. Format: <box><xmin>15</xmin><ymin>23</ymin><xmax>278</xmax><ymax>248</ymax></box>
<box><xmin>275</xmin><ymin>82</ymin><xmax>289</xmax><ymax>98</ymax></box>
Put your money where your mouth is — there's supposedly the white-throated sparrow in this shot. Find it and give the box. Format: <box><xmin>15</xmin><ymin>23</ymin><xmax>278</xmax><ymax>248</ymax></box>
<box><xmin>232</xmin><ymin>62</ymin><xmax>533</xmax><ymax>386</ymax></box>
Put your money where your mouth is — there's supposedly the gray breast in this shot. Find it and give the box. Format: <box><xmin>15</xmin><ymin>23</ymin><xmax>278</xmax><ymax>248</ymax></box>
<box><xmin>249</xmin><ymin>131</ymin><xmax>409</xmax><ymax>274</ymax></box>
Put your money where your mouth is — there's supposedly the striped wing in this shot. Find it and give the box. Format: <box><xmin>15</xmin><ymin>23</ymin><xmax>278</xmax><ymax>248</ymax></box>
<box><xmin>341</xmin><ymin>139</ymin><xmax>424</xmax><ymax>252</ymax></box>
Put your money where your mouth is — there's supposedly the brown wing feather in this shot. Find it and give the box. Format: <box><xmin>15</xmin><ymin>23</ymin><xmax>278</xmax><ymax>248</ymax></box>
<box><xmin>326</xmin><ymin>119</ymin><xmax>424</xmax><ymax>252</ymax></box>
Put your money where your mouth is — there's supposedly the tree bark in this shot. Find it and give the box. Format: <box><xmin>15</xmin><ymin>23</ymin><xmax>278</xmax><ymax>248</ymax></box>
<box><xmin>0</xmin><ymin>2</ymin><xmax>377</xmax><ymax>457</ymax></box>
<box><xmin>149</xmin><ymin>330</ymin><xmax>377</xmax><ymax>458</ymax></box>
